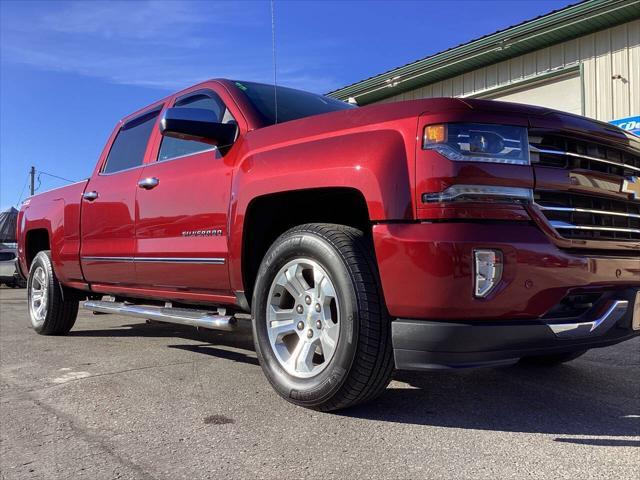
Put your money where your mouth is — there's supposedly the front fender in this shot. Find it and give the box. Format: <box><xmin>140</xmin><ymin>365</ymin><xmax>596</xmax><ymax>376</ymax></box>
<box><xmin>228</xmin><ymin>127</ymin><xmax>416</xmax><ymax>291</ymax></box>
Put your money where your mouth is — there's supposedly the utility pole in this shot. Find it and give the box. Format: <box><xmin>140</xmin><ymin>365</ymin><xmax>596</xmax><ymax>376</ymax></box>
<box><xmin>29</xmin><ymin>166</ymin><xmax>35</xmax><ymax>196</ymax></box>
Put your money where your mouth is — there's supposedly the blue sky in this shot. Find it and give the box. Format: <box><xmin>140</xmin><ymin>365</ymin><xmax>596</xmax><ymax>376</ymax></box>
<box><xmin>0</xmin><ymin>0</ymin><xmax>574</xmax><ymax>210</ymax></box>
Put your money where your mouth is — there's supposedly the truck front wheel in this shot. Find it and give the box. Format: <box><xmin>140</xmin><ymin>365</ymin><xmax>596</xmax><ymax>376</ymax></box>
<box><xmin>252</xmin><ymin>223</ymin><xmax>394</xmax><ymax>411</ymax></box>
<box><xmin>28</xmin><ymin>251</ymin><xmax>79</xmax><ymax>335</ymax></box>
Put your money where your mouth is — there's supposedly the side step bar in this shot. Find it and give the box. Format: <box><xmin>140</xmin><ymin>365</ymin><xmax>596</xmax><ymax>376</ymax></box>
<box><xmin>82</xmin><ymin>300</ymin><xmax>236</xmax><ymax>332</ymax></box>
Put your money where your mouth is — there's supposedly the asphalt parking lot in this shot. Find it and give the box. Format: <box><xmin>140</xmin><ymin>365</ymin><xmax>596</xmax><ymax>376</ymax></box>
<box><xmin>1</xmin><ymin>287</ymin><xmax>638</xmax><ymax>479</ymax></box>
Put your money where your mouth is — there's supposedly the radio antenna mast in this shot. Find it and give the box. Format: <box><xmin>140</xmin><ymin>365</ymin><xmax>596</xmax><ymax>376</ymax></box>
<box><xmin>270</xmin><ymin>0</ymin><xmax>278</xmax><ymax>124</ymax></box>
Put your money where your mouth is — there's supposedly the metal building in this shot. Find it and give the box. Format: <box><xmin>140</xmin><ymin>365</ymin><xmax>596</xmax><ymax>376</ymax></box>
<box><xmin>328</xmin><ymin>0</ymin><xmax>640</xmax><ymax>130</ymax></box>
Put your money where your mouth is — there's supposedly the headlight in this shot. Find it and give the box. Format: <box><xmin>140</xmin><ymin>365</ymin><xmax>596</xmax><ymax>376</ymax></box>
<box><xmin>423</xmin><ymin>123</ymin><xmax>529</xmax><ymax>165</ymax></box>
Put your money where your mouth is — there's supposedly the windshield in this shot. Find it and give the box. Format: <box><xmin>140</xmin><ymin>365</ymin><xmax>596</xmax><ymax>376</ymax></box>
<box><xmin>233</xmin><ymin>80</ymin><xmax>355</xmax><ymax>126</ymax></box>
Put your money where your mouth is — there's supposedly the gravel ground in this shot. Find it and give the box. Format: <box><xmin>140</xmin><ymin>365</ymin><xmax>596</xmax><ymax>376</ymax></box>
<box><xmin>1</xmin><ymin>287</ymin><xmax>638</xmax><ymax>479</ymax></box>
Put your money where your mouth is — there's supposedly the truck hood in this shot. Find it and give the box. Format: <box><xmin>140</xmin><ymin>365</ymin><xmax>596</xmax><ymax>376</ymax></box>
<box><xmin>443</xmin><ymin>98</ymin><xmax>636</xmax><ymax>148</ymax></box>
<box><xmin>245</xmin><ymin>96</ymin><xmax>635</xmax><ymax>153</ymax></box>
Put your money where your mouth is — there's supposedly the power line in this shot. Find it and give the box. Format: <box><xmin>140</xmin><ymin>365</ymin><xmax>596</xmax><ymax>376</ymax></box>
<box><xmin>15</xmin><ymin>173</ymin><xmax>30</xmax><ymax>206</ymax></box>
<box><xmin>37</xmin><ymin>171</ymin><xmax>76</xmax><ymax>183</ymax></box>
<box><xmin>16</xmin><ymin>167</ymin><xmax>77</xmax><ymax>203</ymax></box>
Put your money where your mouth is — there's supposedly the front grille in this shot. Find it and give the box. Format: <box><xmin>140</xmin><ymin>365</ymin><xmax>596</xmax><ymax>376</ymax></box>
<box><xmin>530</xmin><ymin>133</ymin><xmax>640</xmax><ymax>244</ymax></box>
<box><xmin>535</xmin><ymin>191</ymin><xmax>640</xmax><ymax>241</ymax></box>
<box><xmin>530</xmin><ymin>134</ymin><xmax>640</xmax><ymax>177</ymax></box>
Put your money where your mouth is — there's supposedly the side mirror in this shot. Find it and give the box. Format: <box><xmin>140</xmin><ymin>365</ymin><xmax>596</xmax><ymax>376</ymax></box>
<box><xmin>159</xmin><ymin>107</ymin><xmax>237</xmax><ymax>146</ymax></box>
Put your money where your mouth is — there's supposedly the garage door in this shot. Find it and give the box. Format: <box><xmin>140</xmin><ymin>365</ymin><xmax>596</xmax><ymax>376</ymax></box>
<box><xmin>481</xmin><ymin>73</ymin><xmax>582</xmax><ymax>115</ymax></box>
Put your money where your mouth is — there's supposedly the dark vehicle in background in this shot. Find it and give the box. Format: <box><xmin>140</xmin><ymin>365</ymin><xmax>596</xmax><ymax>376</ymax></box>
<box><xmin>15</xmin><ymin>79</ymin><xmax>640</xmax><ymax>411</ymax></box>
<box><xmin>0</xmin><ymin>207</ymin><xmax>25</xmax><ymax>288</ymax></box>
<box><xmin>0</xmin><ymin>245</ymin><xmax>25</xmax><ymax>288</ymax></box>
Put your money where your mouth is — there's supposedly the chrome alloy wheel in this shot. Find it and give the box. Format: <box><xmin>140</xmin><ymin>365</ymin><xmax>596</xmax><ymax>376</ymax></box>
<box><xmin>29</xmin><ymin>266</ymin><xmax>48</xmax><ymax>328</ymax></box>
<box><xmin>266</xmin><ymin>259</ymin><xmax>340</xmax><ymax>378</ymax></box>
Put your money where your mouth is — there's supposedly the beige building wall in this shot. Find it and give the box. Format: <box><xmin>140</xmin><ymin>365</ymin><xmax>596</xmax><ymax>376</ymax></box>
<box><xmin>377</xmin><ymin>19</ymin><xmax>639</xmax><ymax>123</ymax></box>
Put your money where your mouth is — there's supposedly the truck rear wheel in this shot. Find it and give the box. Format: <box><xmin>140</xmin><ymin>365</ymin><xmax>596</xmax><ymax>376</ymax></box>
<box><xmin>252</xmin><ymin>223</ymin><xmax>394</xmax><ymax>411</ymax></box>
<box><xmin>28</xmin><ymin>251</ymin><xmax>79</xmax><ymax>335</ymax></box>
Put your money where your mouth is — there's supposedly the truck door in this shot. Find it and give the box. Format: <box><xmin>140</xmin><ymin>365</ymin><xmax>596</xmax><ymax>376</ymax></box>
<box><xmin>134</xmin><ymin>89</ymin><xmax>235</xmax><ymax>294</ymax></box>
<box><xmin>80</xmin><ymin>106</ymin><xmax>162</xmax><ymax>286</ymax></box>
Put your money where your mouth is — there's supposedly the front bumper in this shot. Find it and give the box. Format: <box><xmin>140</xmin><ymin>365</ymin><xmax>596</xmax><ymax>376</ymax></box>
<box><xmin>393</xmin><ymin>288</ymin><xmax>639</xmax><ymax>369</ymax></box>
<box><xmin>372</xmin><ymin>222</ymin><xmax>640</xmax><ymax>320</ymax></box>
<box><xmin>372</xmin><ymin>221</ymin><xmax>640</xmax><ymax>370</ymax></box>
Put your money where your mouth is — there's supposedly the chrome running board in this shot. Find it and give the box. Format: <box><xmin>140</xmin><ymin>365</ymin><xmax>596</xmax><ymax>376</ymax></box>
<box><xmin>546</xmin><ymin>299</ymin><xmax>628</xmax><ymax>339</ymax></box>
<box><xmin>82</xmin><ymin>300</ymin><xmax>236</xmax><ymax>331</ymax></box>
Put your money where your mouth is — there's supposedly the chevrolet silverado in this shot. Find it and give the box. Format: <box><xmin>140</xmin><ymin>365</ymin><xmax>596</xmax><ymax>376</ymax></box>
<box><xmin>16</xmin><ymin>79</ymin><xmax>640</xmax><ymax>410</ymax></box>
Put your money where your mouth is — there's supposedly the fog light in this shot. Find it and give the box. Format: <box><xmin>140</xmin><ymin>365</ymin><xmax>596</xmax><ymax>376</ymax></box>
<box><xmin>474</xmin><ymin>249</ymin><xmax>503</xmax><ymax>298</ymax></box>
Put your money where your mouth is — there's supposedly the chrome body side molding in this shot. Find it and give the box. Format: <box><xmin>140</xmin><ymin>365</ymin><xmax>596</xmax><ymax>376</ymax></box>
<box><xmin>82</xmin><ymin>256</ymin><xmax>134</xmax><ymax>263</ymax></box>
<box><xmin>81</xmin><ymin>256</ymin><xmax>225</xmax><ymax>265</ymax></box>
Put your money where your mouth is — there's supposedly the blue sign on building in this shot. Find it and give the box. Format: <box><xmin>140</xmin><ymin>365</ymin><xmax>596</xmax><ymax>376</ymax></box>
<box><xmin>609</xmin><ymin>115</ymin><xmax>640</xmax><ymax>136</ymax></box>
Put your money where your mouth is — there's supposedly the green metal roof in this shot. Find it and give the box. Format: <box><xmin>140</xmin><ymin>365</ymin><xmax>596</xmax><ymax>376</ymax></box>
<box><xmin>327</xmin><ymin>0</ymin><xmax>640</xmax><ymax>104</ymax></box>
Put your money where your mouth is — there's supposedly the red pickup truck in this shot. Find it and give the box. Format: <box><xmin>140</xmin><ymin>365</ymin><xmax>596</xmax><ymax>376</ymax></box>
<box><xmin>17</xmin><ymin>79</ymin><xmax>640</xmax><ymax>411</ymax></box>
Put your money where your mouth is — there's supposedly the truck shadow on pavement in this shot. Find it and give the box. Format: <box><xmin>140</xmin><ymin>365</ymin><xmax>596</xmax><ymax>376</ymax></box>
<box><xmin>70</xmin><ymin>321</ymin><xmax>639</xmax><ymax>442</ymax></box>
<box><xmin>342</xmin><ymin>367</ymin><xmax>640</xmax><ymax>443</ymax></box>
<box><xmin>69</xmin><ymin>320</ymin><xmax>259</xmax><ymax>365</ymax></box>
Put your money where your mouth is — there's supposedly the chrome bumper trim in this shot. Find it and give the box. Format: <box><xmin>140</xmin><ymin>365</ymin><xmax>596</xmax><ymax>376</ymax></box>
<box><xmin>546</xmin><ymin>299</ymin><xmax>629</xmax><ymax>339</ymax></box>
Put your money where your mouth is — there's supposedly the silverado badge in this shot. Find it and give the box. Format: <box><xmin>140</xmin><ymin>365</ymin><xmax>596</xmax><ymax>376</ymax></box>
<box><xmin>621</xmin><ymin>176</ymin><xmax>640</xmax><ymax>200</ymax></box>
<box><xmin>181</xmin><ymin>228</ymin><xmax>223</xmax><ymax>237</ymax></box>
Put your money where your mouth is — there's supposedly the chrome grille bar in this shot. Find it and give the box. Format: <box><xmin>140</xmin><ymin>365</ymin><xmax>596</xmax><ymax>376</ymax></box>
<box><xmin>530</xmin><ymin>146</ymin><xmax>640</xmax><ymax>173</ymax></box>
<box><xmin>549</xmin><ymin>220</ymin><xmax>640</xmax><ymax>234</ymax></box>
<box><xmin>530</xmin><ymin>133</ymin><xmax>640</xmax><ymax>244</ymax></box>
<box><xmin>537</xmin><ymin>204</ymin><xmax>640</xmax><ymax>219</ymax></box>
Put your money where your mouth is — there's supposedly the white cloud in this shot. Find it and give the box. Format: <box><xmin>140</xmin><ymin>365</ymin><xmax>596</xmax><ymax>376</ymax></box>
<box><xmin>41</xmin><ymin>0</ymin><xmax>210</xmax><ymax>40</ymax></box>
<box><xmin>0</xmin><ymin>0</ymin><xmax>340</xmax><ymax>93</ymax></box>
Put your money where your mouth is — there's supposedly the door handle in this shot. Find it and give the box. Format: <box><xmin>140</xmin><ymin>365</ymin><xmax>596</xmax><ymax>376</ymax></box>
<box><xmin>138</xmin><ymin>177</ymin><xmax>159</xmax><ymax>190</ymax></box>
<box><xmin>83</xmin><ymin>191</ymin><xmax>98</xmax><ymax>201</ymax></box>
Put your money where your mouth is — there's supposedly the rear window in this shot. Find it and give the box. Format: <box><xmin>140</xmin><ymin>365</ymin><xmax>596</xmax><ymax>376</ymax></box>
<box><xmin>102</xmin><ymin>108</ymin><xmax>160</xmax><ymax>174</ymax></box>
<box><xmin>233</xmin><ymin>81</ymin><xmax>354</xmax><ymax>125</ymax></box>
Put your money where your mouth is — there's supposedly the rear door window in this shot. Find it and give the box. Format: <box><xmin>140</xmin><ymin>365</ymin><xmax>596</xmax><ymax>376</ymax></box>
<box><xmin>102</xmin><ymin>108</ymin><xmax>160</xmax><ymax>174</ymax></box>
<box><xmin>157</xmin><ymin>91</ymin><xmax>236</xmax><ymax>162</ymax></box>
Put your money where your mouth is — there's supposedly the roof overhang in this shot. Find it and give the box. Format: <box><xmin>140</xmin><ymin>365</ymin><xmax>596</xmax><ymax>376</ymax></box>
<box><xmin>327</xmin><ymin>0</ymin><xmax>640</xmax><ymax>104</ymax></box>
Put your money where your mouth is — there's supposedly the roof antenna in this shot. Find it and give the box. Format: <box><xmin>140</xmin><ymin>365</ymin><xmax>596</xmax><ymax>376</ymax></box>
<box><xmin>270</xmin><ymin>0</ymin><xmax>278</xmax><ymax>124</ymax></box>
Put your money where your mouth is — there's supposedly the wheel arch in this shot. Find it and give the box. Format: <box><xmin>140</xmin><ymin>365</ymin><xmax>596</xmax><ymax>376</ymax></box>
<box><xmin>238</xmin><ymin>187</ymin><xmax>371</xmax><ymax>307</ymax></box>
<box><xmin>25</xmin><ymin>228</ymin><xmax>50</xmax><ymax>268</ymax></box>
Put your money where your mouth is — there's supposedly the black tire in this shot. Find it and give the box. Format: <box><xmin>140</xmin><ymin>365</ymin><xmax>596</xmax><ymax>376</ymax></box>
<box><xmin>252</xmin><ymin>223</ymin><xmax>394</xmax><ymax>411</ymax></box>
<box><xmin>519</xmin><ymin>349</ymin><xmax>588</xmax><ymax>366</ymax></box>
<box><xmin>27</xmin><ymin>250</ymin><xmax>79</xmax><ymax>335</ymax></box>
